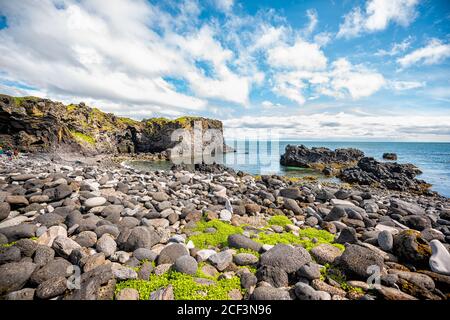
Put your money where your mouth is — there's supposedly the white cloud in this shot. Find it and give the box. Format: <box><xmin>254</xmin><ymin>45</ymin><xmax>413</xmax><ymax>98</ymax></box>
<box><xmin>304</xmin><ymin>9</ymin><xmax>318</xmax><ymax>35</ymax></box>
<box><xmin>223</xmin><ymin>112</ymin><xmax>450</xmax><ymax>141</ymax></box>
<box><xmin>397</xmin><ymin>39</ymin><xmax>450</xmax><ymax>68</ymax></box>
<box><xmin>375</xmin><ymin>36</ymin><xmax>413</xmax><ymax>56</ymax></box>
<box><xmin>261</xmin><ymin>100</ymin><xmax>283</xmax><ymax>108</ymax></box>
<box><xmin>389</xmin><ymin>80</ymin><xmax>425</xmax><ymax>90</ymax></box>
<box><xmin>267</xmin><ymin>39</ymin><xmax>327</xmax><ymax>70</ymax></box>
<box><xmin>314</xmin><ymin>32</ymin><xmax>333</xmax><ymax>47</ymax></box>
<box><xmin>328</xmin><ymin>59</ymin><xmax>386</xmax><ymax>99</ymax></box>
<box><xmin>0</xmin><ymin>0</ymin><xmax>257</xmax><ymax>118</ymax></box>
<box><xmin>215</xmin><ymin>0</ymin><xmax>234</xmax><ymax>12</ymax></box>
<box><xmin>338</xmin><ymin>0</ymin><xmax>419</xmax><ymax>38</ymax></box>
<box><xmin>270</xmin><ymin>58</ymin><xmax>385</xmax><ymax>105</ymax></box>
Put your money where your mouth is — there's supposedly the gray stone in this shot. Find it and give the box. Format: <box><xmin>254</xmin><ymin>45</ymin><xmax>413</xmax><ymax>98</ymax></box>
<box><xmin>0</xmin><ymin>261</ymin><xmax>37</xmax><ymax>295</ymax></box>
<box><xmin>36</xmin><ymin>276</ymin><xmax>67</xmax><ymax>299</ymax></box>
<box><xmin>133</xmin><ymin>248</ymin><xmax>157</xmax><ymax>261</ymax></box>
<box><xmin>5</xmin><ymin>195</ymin><xmax>29</xmax><ymax>207</ymax></box>
<box><xmin>297</xmin><ymin>262</ymin><xmax>321</xmax><ymax>280</ymax></box>
<box><xmin>173</xmin><ymin>255</ymin><xmax>198</xmax><ymax>275</ymax></box>
<box><xmin>233</xmin><ymin>253</ymin><xmax>258</xmax><ymax>266</ymax></box>
<box><xmin>52</xmin><ymin>235</ymin><xmax>81</xmax><ymax>258</ymax></box>
<box><xmin>228</xmin><ymin>234</ymin><xmax>262</xmax><ymax>252</ymax></box>
<box><xmin>0</xmin><ymin>202</ymin><xmax>10</xmax><ymax>221</ymax></box>
<box><xmin>240</xmin><ymin>272</ymin><xmax>257</xmax><ymax>290</ymax></box>
<box><xmin>84</xmin><ymin>197</ymin><xmax>107</xmax><ymax>208</ymax></box>
<box><xmin>336</xmin><ymin>227</ymin><xmax>358</xmax><ymax>244</ymax></box>
<box><xmin>4</xmin><ymin>288</ymin><xmax>35</xmax><ymax>300</ymax></box>
<box><xmin>250</xmin><ymin>286</ymin><xmax>291</xmax><ymax>300</ymax></box>
<box><xmin>390</xmin><ymin>199</ymin><xmax>425</xmax><ymax>216</ymax></box>
<box><xmin>310</xmin><ymin>243</ymin><xmax>343</xmax><ymax>265</ymax></box>
<box><xmin>95</xmin><ymin>225</ymin><xmax>120</xmax><ymax>239</ymax></box>
<box><xmin>75</xmin><ymin>231</ymin><xmax>98</xmax><ymax>247</ymax></box>
<box><xmin>219</xmin><ymin>209</ymin><xmax>232</xmax><ymax>222</ymax></box>
<box><xmin>123</xmin><ymin>226</ymin><xmax>161</xmax><ymax>252</ymax></box>
<box><xmin>260</xmin><ymin>244</ymin><xmax>311</xmax><ymax>273</ymax></box>
<box><xmin>116</xmin><ymin>288</ymin><xmax>140</xmax><ymax>300</ymax></box>
<box><xmin>0</xmin><ymin>246</ymin><xmax>21</xmax><ymax>264</ymax></box>
<box><xmin>0</xmin><ymin>224</ymin><xmax>37</xmax><ymax>242</ymax></box>
<box><xmin>33</xmin><ymin>245</ymin><xmax>55</xmax><ymax>266</ymax></box>
<box><xmin>208</xmin><ymin>250</ymin><xmax>233</xmax><ymax>271</ymax></box>
<box><xmin>157</xmin><ymin>243</ymin><xmax>189</xmax><ymax>265</ymax></box>
<box><xmin>283</xmin><ymin>198</ymin><xmax>302</xmax><ymax>215</ymax></box>
<box><xmin>96</xmin><ymin>234</ymin><xmax>117</xmax><ymax>257</ymax></box>
<box><xmin>378</xmin><ymin>230</ymin><xmax>394</xmax><ymax>251</ymax></box>
<box><xmin>30</xmin><ymin>258</ymin><xmax>72</xmax><ymax>285</ymax></box>
<box><xmin>338</xmin><ymin>244</ymin><xmax>384</xmax><ymax>279</ymax></box>
<box><xmin>256</xmin><ymin>265</ymin><xmax>289</xmax><ymax>288</ymax></box>
<box><xmin>35</xmin><ymin>213</ymin><xmax>65</xmax><ymax>228</ymax></box>
<box><xmin>295</xmin><ymin>282</ymin><xmax>331</xmax><ymax>300</ymax></box>
<box><xmin>43</xmin><ymin>184</ymin><xmax>72</xmax><ymax>201</ymax></box>
<box><xmin>151</xmin><ymin>192</ymin><xmax>169</xmax><ymax>202</ymax></box>
<box><xmin>111</xmin><ymin>264</ymin><xmax>138</xmax><ymax>280</ymax></box>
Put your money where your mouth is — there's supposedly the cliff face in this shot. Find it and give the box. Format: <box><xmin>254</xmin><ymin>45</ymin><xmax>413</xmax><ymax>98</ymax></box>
<box><xmin>0</xmin><ymin>94</ymin><xmax>227</xmax><ymax>155</ymax></box>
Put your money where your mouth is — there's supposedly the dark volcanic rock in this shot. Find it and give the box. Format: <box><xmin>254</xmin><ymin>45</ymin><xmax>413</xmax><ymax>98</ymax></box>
<box><xmin>383</xmin><ymin>153</ymin><xmax>398</xmax><ymax>160</ymax></box>
<box><xmin>338</xmin><ymin>244</ymin><xmax>384</xmax><ymax>279</ymax></box>
<box><xmin>0</xmin><ymin>261</ymin><xmax>37</xmax><ymax>295</ymax></box>
<box><xmin>280</xmin><ymin>144</ymin><xmax>364</xmax><ymax>169</ymax></box>
<box><xmin>340</xmin><ymin>157</ymin><xmax>428</xmax><ymax>192</ymax></box>
<box><xmin>260</xmin><ymin>244</ymin><xmax>311</xmax><ymax>274</ymax></box>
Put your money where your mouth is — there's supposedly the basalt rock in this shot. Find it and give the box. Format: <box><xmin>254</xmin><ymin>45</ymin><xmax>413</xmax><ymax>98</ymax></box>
<box><xmin>280</xmin><ymin>144</ymin><xmax>364</xmax><ymax>170</ymax></box>
<box><xmin>340</xmin><ymin>157</ymin><xmax>429</xmax><ymax>192</ymax></box>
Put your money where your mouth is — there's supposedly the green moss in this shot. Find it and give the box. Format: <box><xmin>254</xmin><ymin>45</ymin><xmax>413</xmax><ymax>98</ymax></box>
<box><xmin>13</xmin><ymin>96</ymin><xmax>40</xmax><ymax>107</ymax></box>
<box><xmin>253</xmin><ymin>227</ymin><xmax>344</xmax><ymax>252</ymax></box>
<box><xmin>66</xmin><ymin>104</ymin><xmax>76</xmax><ymax>112</ymax></box>
<box><xmin>254</xmin><ymin>232</ymin><xmax>302</xmax><ymax>246</ymax></box>
<box><xmin>115</xmin><ymin>270</ymin><xmax>242</xmax><ymax>300</ymax></box>
<box><xmin>70</xmin><ymin>130</ymin><xmax>96</xmax><ymax>145</ymax></box>
<box><xmin>268</xmin><ymin>215</ymin><xmax>292</xmax><ymax>227</ymax></box>
<box><xmin>320</xmin><ymin>264</ymin><xmax>364</xmax><ymax>294</ymax></box>
<box><xmin>187</xmin><ymin>219</ymin><xmax>244</xmax><ymax>249</ymax></box>
<box><xmin>195</xmin><ymin>262</ymin><xmax>219</xmax><ymax>281</ymax></box>
<box><xmin>117</xmin><ymin>116</ymin><xmax>139</xmax><ymax>126</ymax></box>
<box><xmin>234</xmin><ymin>248</ymin><xmax>260</xmax><ymax>258</ymax></box>
<box><xmin>0</xmin><ymin>241</ymin><xmax>17</xmax><ymax>248</ymax></box>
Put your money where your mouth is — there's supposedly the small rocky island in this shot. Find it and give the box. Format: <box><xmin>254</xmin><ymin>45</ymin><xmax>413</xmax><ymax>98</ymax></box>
<box><xmin>0</xmin><ymin>95</ymin><xmax>449</xmax><ymax>301</ymax></box>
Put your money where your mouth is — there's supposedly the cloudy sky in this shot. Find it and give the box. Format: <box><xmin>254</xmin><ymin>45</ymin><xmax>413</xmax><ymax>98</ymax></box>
<box><xmin>0</xmin><ymin>0</ymin><xmax>450</xmax><ymax>141</ymax></box>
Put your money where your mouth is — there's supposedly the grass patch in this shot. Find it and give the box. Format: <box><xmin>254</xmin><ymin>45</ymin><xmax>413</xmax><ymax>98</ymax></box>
<box><xmin>187</xmin><ymin>220</ymin><xmax>243</xmax><ymax>249</ymax></box>
<box><xmin>0</xmin><ymin>241</ymin><xmax>17</xmax><ymax>248</ymax></box>
<box><xmin>268</xmin><ymin>215</ymin><xmax>292</xmax><ymax>227</ymax></box>
<box><xmin>115</xmin><ymin>270</ymin><xmax>242</xmax><ymax>300</ymax></box>
<box><xmin>70</xmin><ymin>130</ymin><xmax>96</xmax><ymax>145</ymax></box>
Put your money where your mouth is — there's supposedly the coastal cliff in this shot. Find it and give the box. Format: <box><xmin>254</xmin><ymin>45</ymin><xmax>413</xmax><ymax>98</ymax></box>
<box><xmin>0</xmin><ymin>94</ymin><xmax>228</xmax><ymax>155</ymax></box>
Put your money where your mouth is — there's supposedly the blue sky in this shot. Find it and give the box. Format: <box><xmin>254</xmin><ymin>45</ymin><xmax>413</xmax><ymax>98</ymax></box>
<box><xmin>0</xmin><ymin>0</ymin><xmax>449</xmax><ymax>141</ymax></box>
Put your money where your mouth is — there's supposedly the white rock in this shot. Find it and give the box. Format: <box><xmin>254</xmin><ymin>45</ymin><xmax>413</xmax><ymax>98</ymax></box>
<box><xmin>0</xmin><ymin>216</ymin><xmax>29</xmax><ymax>229</ymax></box>
<box><xmin>186</xmin><ymin>240</ymin><xmax>195</xmax><ymax>249</ymax></box>
<box><xmin>196</xmin><ymin>249</ymin><xmax>217</xmax><ymax>261</ymax></box>
<box><xmin>375</xmin><ymin>224</ymin><xmax>400</xmax><ymax>235</ymax></box>
<box><xmin>219</xmin><ymin>209</ymin><xmax>232</xmax><ymax>222</ymax></box>
<box><xmin>429</xmin><ymin>240</ymin><xmax>450</xmax><ymax>276</ymax></box>
<box><xmin>330</xmin><ymin>199</ymin><xmax>355</xmax><ymax>206</ymax></box>
<box><xmin>52</xmin><ymin>235</ymin><xmax>81</xmax><ymax>258</ymax></box>
<box><xmin>84</xmin><ymin>196</ymin><xmax>107</xmax><ymax>208</ymax></box>
<box><xmin>262</xmin><ymin>244</ymin><xmax>274</xmax><ymax>252</ymax></box>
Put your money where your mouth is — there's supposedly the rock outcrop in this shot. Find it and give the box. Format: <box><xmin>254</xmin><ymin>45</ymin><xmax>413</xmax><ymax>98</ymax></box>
<box><xmin>0</xmin><ymin>94</ymin><xmax>229</xmax><ymax>155</ymax></box>
<box><xmin>280</xmin><ymin>144</ymin><xmax>364</xmax><ymax>171</ymax></box>
<box><xmin>339</xmin><ymin>157</ymin><xmax>430</xmax><ymax>193</ymax></box>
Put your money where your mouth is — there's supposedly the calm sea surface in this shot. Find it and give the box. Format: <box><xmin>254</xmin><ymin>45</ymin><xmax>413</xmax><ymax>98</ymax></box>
<box><xmin>127</xmin><ymin>141</ymin><xmax>450</xmax><ymax>198</ymax></box>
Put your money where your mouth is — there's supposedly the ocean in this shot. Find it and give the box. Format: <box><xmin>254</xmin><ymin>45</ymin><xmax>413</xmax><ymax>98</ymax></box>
<box><xmin>127</xmin><ymin>141</ymin><xmax>450</xmax><ymax>198</ymax></box>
